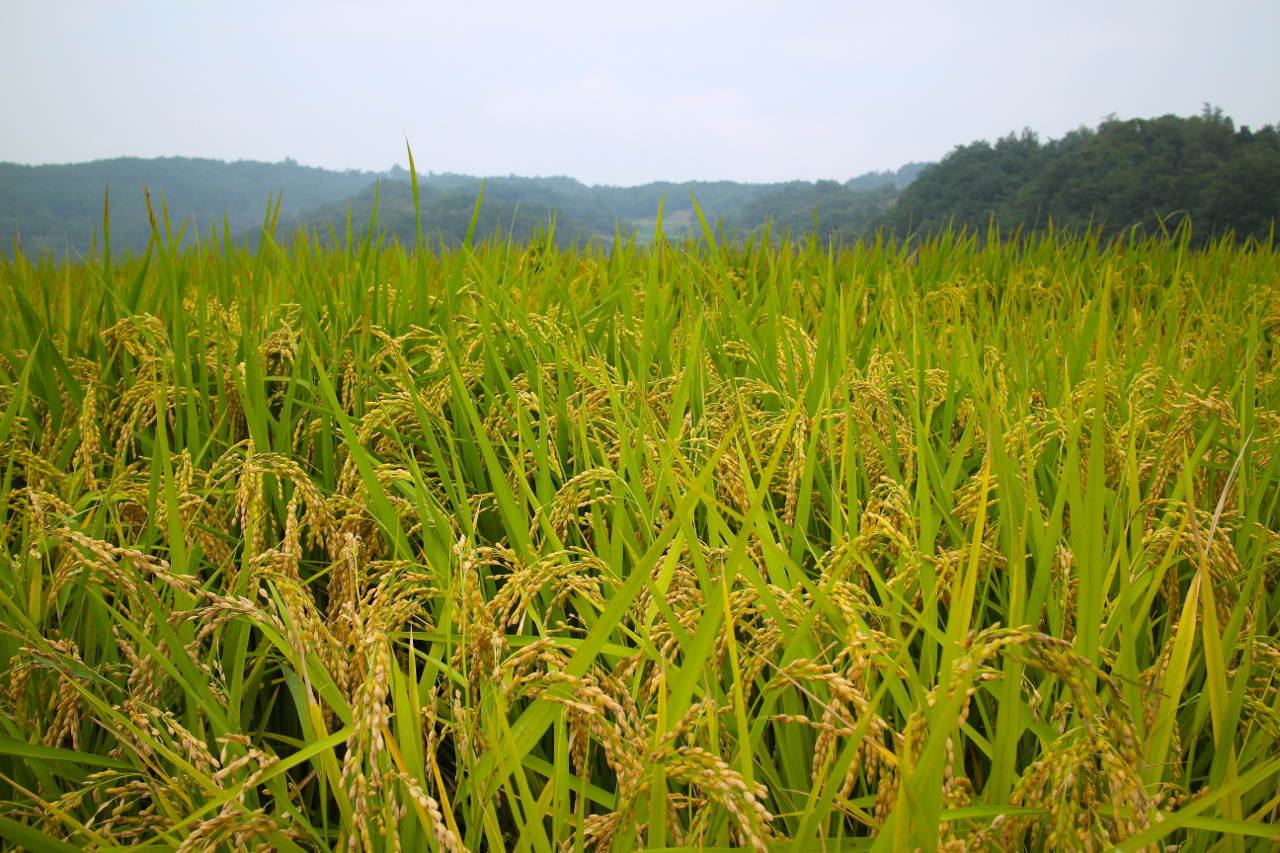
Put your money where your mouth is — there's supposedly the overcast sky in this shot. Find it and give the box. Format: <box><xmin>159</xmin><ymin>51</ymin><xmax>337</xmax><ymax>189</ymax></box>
<box><xmin>2</xmin><ymin>0</ymin><xmax>1278</xmax><ymax>186</ymax></box>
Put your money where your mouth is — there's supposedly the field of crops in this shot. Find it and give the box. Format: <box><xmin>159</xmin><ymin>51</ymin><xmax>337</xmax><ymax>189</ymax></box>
<box><xmin>1</xmin><ymin>198</ymin><xmax>1279</xmax><ymax>853</ymax></box>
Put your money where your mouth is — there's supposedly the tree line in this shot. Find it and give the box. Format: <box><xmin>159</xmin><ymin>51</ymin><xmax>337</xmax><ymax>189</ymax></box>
<box><xmin>3</xmin><ymin>107</ymin><xmax>1276</xmax><ymax>257</ymax></box>
<box><xmin>878</xmin><ymin>106</ymin><xmax>1280</xmax><ymax>244</ymax></box>
<box><xmin>0</xmin><ymin>157</ymin><xmax>378</xmax><ymax>258</ymax></box>
<box><xmin>1</xmin><ymin>147</ymin><xmax>934</xmax><ymax>258</ymax></box>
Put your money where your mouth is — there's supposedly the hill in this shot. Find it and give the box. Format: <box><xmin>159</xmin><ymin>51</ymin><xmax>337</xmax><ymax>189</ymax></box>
<box><xmin>288</xmin><ymin>167</ymin><xmax>947</xmax><ymax>248</ymax></box>
<box><xmin>0</xmin><ymin>157</ymin><xmax>378</xmax><ymax>258</ymax></box>
<box><xmin>6</xmin><ymin>107</ymin><xmax>1277</xmax><ymax>255</ymax></box>
<box><xmin>297</xmin><ymin>173</ymin><xmax>864</xmax><ymax>248</ymax></box>
<box><xmin>1</xmin><ymin>157</ymin><xmax>931</xmax><ymax>257</ymax></box>
<box><xmin>296</xmin><ymin>179</ymin><xmax>602</xmax><ymax>249</ymax></box>
<box><xmin>878</xmin><ymin>107</ymin><xmax>1280</xmax><ymax>244</ymax></box>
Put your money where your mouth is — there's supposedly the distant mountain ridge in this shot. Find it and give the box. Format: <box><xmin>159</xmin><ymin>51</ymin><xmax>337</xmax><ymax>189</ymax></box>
<box><xmin>8</xmin><ymin>107</ymin><xmax>1272</xmax><ymax>257</ymax></box>
<box><xmin>0</xmin><ymin>156</ymin><xmax>931</xmax><ymax>257</ymax></box>
<box><xmin>0</xmin><ymin>157</ymin><xmax>379</xmax><ymax>258</ymax></box>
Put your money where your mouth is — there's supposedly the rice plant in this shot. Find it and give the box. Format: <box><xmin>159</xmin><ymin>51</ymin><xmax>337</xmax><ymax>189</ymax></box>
<box><xmin>1</xmin><ymin>189</ymin><xmax>1279</xmax><ymax>852</ymax></box>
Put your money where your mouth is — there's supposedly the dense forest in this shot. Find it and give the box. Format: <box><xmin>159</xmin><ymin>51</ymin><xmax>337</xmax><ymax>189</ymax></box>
<box><xmin>879</xmin><ymin>106</ymin><xmax>1280</xmax><ymax>243</ymax></box>
<box><xmin>4</xmin><ymin>107</ymin><xmax>1276</xmax><ymax>255</ymax></box>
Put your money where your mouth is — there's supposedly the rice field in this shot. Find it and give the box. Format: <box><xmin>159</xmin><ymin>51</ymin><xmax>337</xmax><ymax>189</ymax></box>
<box><xmin>1</xmin><ymin>193</ymin><xmax>1279</xmax><ymax>853</ymax></box>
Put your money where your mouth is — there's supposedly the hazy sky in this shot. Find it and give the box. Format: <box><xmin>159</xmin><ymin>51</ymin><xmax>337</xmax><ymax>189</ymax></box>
<box><xmin>3</xmin><ymin>0</ymin><xmax>1278</xmax><ymax>185</ymax></box>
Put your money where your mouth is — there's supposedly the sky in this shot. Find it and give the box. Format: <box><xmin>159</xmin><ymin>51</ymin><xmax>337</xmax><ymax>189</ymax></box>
<box><xmin>2</xmin><ymin>0</ymin><xmax>1278</xmax><ymax>186</ymax></box>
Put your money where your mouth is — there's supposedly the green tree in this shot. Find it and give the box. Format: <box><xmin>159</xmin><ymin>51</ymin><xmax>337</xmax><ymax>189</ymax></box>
<box><xmin>879</xmin><ymin>108</ymin><xmax>1280</xmax><ymax>244</ymax></box>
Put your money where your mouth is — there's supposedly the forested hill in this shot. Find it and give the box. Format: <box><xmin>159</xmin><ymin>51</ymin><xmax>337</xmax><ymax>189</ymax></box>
<box><xmin>298</xmin><ymin>164</ymin><xmax>932</xmax><ymax>249</ymax></box>
<box><xmin>15</xmin><ymin>106</ymin><xmax>1276</xmax><ymax>255</ymax></box>
<box><xmin>1</xmin><ymin>156</ymin><xmax>930</xmax><ymax>257</ymax></box>
<box><xmin>0</xmin><ymin>157</ymin><xmax>378</xmax><ymax>258</ymax></box>
<box><xmin>878</xmin><ymin>107</ymin><xmax>1280</xmax><ymax>244</ymax></box>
